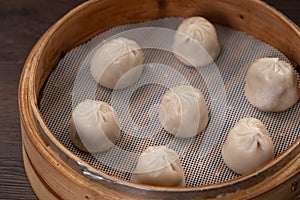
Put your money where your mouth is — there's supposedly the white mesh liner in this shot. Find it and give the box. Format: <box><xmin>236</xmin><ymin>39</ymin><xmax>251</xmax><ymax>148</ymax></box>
<box><xmin>39</xmin><ymin>18</ymin><xmax>300</xmax><ymax>187</ymax></box>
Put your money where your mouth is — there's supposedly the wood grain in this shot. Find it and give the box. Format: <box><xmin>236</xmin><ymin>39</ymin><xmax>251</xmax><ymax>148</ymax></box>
<box><xmin>0</xmin><ymin>1</ymin><xmax>85</xmax><ymax>199</ymax></box>
<box><xmin>1</xmin><ymin>0</ymin><xmax>300</xmax><ymax>199</ymax></box>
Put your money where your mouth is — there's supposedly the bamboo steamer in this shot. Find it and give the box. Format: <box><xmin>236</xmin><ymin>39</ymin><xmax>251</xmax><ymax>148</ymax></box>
<box><xmin>19</xmin><ymin>0</ymin><xmax>300</xmax><ymax>199</ymax></box>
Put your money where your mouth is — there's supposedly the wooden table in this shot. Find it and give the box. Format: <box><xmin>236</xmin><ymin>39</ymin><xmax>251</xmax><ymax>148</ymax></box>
<box><xmin>0</xmin><ymin>0</ymin><xmax>299</xmax><ymax>199</ymax></box>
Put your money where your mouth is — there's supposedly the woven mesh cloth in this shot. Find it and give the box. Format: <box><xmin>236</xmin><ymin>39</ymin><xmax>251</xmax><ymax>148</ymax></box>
<box><xmin>39</xmin><ymin>17</ymin><xmax>300</xmax><ymax>187</ymax></box>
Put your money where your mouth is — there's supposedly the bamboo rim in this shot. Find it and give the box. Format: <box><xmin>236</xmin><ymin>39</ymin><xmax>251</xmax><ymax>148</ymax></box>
<box><xmin>19</xmin><ymin>0</ymin><xmax>300</xmax><ymax>198</ymax></box>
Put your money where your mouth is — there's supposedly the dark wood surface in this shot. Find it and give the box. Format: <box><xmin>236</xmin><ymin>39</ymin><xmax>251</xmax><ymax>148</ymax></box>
<box><xmin>0</xmin><ymin>0</ymin><xmax>299</xmax><ymax>199</ymax></box>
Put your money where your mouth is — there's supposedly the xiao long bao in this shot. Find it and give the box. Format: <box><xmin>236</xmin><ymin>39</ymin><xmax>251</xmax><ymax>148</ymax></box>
<box><xmin>131</xmin><ymin>146</ymin><xmax>186</xmax><ymax>187</ymax></box>
<box><xmin>70</xmin><ymin>99</ymin><xmax>120</xmax><ymax>153</ymax></box>
<box><xmin>222</xmin><ymin>118</ymin><xmax>274</xmax><ymax>175</ymax></box>
<box><xmin>245</xmin><ymin>57</ymin><xmax>300</xmax><ymax>112</ymax></box>
<box><xmin>173</xmin><ymin>17</ymin><xmax>221</xmax><ymax>67</ymax></box>
<box><xmin>90</xmin><ymin>37</ymin><xmax>144</xmax><ymax>89</ymax></box>
<box><xmin>159</xmin><ymin>85</ymin><xmax>209</xmax><ymax>138</ymax></box>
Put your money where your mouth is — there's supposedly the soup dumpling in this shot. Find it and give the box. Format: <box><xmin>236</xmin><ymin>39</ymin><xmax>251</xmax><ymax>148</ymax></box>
<box><xmin>222</xmin><ymin>117</ymin><xmax>274</xmax><ymax>175</ymax></box>
<box><xmin>70</xmin><ymin>99</ymin><xmax>120</xmax><ymax>153</ymax></box>
<box><xmin>159</xmin><ymin>85</ymin><xmax>209</xmax><ymax>138</ymax></box>
<box><xmin>131</xmin><ymin>146</ymin><xmax>186</xmax><ymax>187</ymax></box>
<box><xmin>90</xmin><ymin>37</ymin><xmax>144</xmax><ymax>89</ymax></box>
<box><xmin>245</xmin><ymin>57</ymin><xmax>300</xmax><ymax>112</ymax></box>
<box><xmin>173</xmin><ymin>17</ymin><xmax>221</xmax><ymax>67</ymax></box>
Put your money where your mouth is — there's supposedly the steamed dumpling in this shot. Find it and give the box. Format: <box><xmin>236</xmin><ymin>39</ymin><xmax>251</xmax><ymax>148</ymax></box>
<box><xmin>90</xmin><ymin>37</ymin><xmax>144</xmax><ymax>89</ymax></box>
<box><xmin>131</xmin><ymin>146</ymin><xmax>185</xmax><ymax>187</ymax></box>
<box><xmin>222</xmin><ymin>118</ymin><xmax>274</xmax><ymax>175</ymax></box>
<box><xmin>245</xmin><ymin>58</ymin><xmax>300</xmax><ymax>112</ymax></box>
<box><xmin>173</xmin><ymin>17</ymin><xmax>221</xmax><ymax>67</ymax></box>
<box><xmin>159</xmin><ymin>85</ymin><xmax>209</xmax><ymax>138</ymax></box>
<box><xmin>70</xmin><ymin>99</ymin><xmax>120</xmax><ymax>153</ymax></box>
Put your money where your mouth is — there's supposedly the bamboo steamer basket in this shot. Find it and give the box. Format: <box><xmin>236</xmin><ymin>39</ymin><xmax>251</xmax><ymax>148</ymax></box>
<box><xmin>19</xmin><ymin>0</ymin><xmax>300</xmax><ymax>199</ymax></box>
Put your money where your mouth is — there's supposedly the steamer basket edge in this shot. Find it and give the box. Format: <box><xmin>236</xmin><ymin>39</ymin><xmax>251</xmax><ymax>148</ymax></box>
<box><xmin>19</xmin><ymin>0</ymin><xmax>300</xmax><ymax>199</ymax></box>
